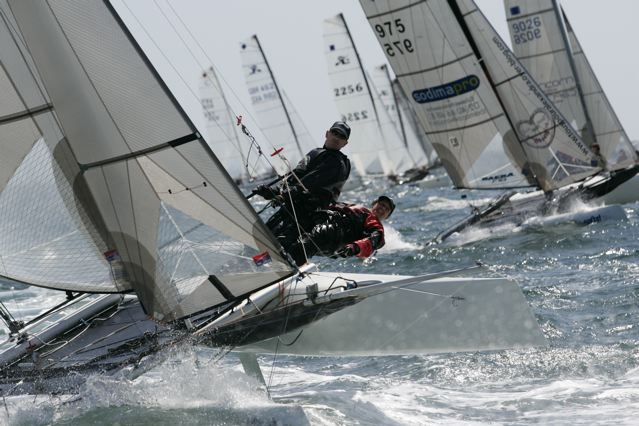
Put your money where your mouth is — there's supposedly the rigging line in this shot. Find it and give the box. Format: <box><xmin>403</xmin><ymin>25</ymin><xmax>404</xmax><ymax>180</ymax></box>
<box><xmin>150</xmin><ymin>0</ymin><xmax>243</xmax><ymax>155</ymax></box>
<box><xmin>158</xmin><ymin>1</ymin><xmax>289</xmax><ymax>161</ymax></box>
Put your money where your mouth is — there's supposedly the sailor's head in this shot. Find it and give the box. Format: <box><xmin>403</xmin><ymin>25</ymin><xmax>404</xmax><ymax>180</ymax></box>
<box><xmin>325</xmin><ymin>121</ymin><xmax>350</xmax><ymax>150</ymax></box>
<box><xmin>372</xmin><ymin>195</ymin><xmax>395</xmax><ymax>220</ymax></box>
<box><xmin>592</xmin><ymin>143</ymin><xmax>601</xmax><ymax>153</ymax></box>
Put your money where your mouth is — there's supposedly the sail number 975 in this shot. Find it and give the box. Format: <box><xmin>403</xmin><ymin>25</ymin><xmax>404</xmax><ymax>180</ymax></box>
<box><xmin>512</xmin><ymin>16</ymin><xmax>542</xmax><ymax>44</ymax></box>
<box><xmin>374</xmin><ymin>18</ymin><xmax>414</xmax><ymax>56</ymax></box>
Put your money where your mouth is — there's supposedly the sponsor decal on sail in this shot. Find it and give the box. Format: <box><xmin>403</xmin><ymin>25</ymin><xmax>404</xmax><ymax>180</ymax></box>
<box><xmin>517</xmin><ymin>108</ymin><xmax>555</xmax><ymax>149</ymax></box>
<box><xmin>412</xmin><ymin>75</ymin><xmax>480</xmax><ymax>104</ymax></box>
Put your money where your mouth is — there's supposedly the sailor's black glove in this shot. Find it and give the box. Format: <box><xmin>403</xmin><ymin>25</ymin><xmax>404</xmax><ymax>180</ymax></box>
<box><xmin>338</xmin><ymin>243</ymin><xmax>360</xmax><ymax>258</ymax></box>
<box><xmin>254</xmin><ymin>184</ymin><xmax>278</xmax><ymax>200</ymax></box>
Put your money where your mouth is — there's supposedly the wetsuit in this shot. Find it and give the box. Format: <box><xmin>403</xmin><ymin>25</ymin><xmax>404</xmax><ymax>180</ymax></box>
<box><xmin>286</xmin><ymin>203</ymin><xmax>385</xmax><ymax>266</ymax></box>
<box><xmin>266</xmin><ymin>147</ymin><xmax>350</xmax><ymax>250</ymax></box>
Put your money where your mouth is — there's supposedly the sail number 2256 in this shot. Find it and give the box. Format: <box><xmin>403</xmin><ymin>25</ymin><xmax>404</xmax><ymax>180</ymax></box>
<box><xmin>374</xmin><ymin>18</ymin><xmax>414</xmax><ymax>56</ymax></box>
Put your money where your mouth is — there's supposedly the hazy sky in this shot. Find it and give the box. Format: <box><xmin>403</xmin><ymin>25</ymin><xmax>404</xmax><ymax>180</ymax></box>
<box><xmin>113</xmin><ymin>0</ymin><xmax>639</xmax><ymax>148</ymax></box>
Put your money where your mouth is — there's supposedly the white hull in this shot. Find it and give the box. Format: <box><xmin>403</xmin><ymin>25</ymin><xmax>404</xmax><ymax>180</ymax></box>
<box><xmin>521</xmin><ymin>204</ymin><xmax>627</xmax><ymax>227</ymax></box>
<box><xmin>239</xmin><ymin>272</ymin><xmax>546</xmax><ymax>356</ymax></box>
<box><xmin>597</xmin><ymin>174</ymin><xmax>639</xmax><ymax>205</ymax></box>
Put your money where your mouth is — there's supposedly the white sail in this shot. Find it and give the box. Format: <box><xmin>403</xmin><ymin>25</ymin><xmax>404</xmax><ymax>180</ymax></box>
<box><xmin>4</xmin><ymin>0</ymin><xmax>294</xmax><ymax>321</ymax></box>
<box><xmin>359</xmin><ymin>0</ymin><xmax>599</xmax><ymax>191</ymax></box>
<box><xmin>562</xmin><ymin>9</ymin><xmax>637</xmax><ymax>169</ymax></box>
<box><xmin>371</xmin><ymin>64</ymin><xmax>429</xmax><ymax>167</ymax></box>
<box><xmin>392</xmin><ymin>79</ymin><xmax>438</xmax><ymax>164</ymax></box>
<box><xmin>323</xmin><ymin>13</ymin><xmax>409</xmax><ymax>177</ymax></box>
<box><xmin>240</xmin><ymin>35</ymin><xmax>310</xmax><ymax>175</ymax></box>
<box><xmin>199</xmin><ymin>66</ymin><xmax>249</xmax><ymax>183</ymax></box>
<box><xmin>505</xmin><ymin>1</ymin><xmax>637</xmax><ymax>171</ymax></box>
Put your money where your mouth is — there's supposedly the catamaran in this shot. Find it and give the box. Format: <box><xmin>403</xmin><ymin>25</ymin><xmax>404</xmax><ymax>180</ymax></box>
<box><xmin>504</xmin><ymin>0</ymin><xmax>639</xmax><ymax>205</ymax></box>
<box><xmin>358</xmin><ymin>0</ymin><xmax>636</xmax><ymax>243</ymax></box>
<box><xmin>0</xmin><ymin>0</ymin><xmax>544</xmax><ymax>396</ymax></box>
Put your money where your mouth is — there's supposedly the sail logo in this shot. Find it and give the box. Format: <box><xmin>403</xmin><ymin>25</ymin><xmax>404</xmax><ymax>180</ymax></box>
<box><xmin>249</xmin><ymin>64</ymin><xmax>262</xmax><ymax>75</ymax></box>
<box><xmin>252</xmin><ymin>251</ymin><xmax>272</xmax><ymax>266</ymax></box>
<box><xmin>412</xmin><ymin>75</ymin><xmax>480</xmax><ymax>103</ymax></box>
<box><xmin>517</xmin><ymin>108</ymin><xmax>555</xmax><ymax>149</ymax></box>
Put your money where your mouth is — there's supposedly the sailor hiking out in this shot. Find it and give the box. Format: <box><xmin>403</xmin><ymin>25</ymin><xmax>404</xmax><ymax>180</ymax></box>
<box><xmin>253</xmin><ymin>121</ymin><xmax>351</xmax><ymax>251</ymax></box>
<box><xmin>286</xmin><ymin>195</ymin><xmax>395</xmax><ymax>266</ymax></box>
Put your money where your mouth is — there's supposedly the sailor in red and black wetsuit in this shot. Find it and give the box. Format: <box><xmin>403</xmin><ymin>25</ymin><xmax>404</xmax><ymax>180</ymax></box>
<box><xmin>254</xmin><ymin>121</ymin><xmax>351</xmax><ymax>249</ymax></box>
<box><xmin>286</xmin><ymin>196</ymin><xmax>396</xmax><ymax>266</ymax></box>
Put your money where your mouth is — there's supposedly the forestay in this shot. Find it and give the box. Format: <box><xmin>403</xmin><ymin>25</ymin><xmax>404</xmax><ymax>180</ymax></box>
<box><xmin>359</xmin><ymin>0</ymin><xmax>600</xmax><ymax>191</ymax></box>
<box><xmin>4</xmin><ymin>0</ymin><xmax>294</xmax><ymax>321</ymax></box>
<box><xmin>505</xmin><ymin>0</ymin><xmax>637</xmax><ymax>171</ymax></box>
<box><xmin>240</xmin><ymin>35</ymin><xmax>312</xmax><ymax>175</ymax></box>
<box><xmin>200</xmin><ymin>66</ymin><xmax>251</xmax><ymax>183</ymax></box>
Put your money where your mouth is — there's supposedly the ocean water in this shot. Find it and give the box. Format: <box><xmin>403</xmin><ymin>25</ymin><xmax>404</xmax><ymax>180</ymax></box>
<box><xmin>2</xmin><ymin>178</ymin><xmax>639</xmax><ymax>425</ymax></box>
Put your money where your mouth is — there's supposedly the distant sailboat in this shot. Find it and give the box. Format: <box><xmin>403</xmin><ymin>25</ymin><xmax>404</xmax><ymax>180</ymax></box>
<box><xmin>504</xmin><ymin>0</ymin><xmax>639</xmax><ymax>204</ymax></box>
<box><xmin>323</xmin><ymin>13</ymin><xmax>418</xmax><ymax>180</ymax></box>
<box><xmin>240</xmin><ymin>35</ymin><xmax>316</xmax><ymax>177</ymax></box>
<box><xmin>358</xmin><ymin>0</ymin><xmax>635</xmax><ymax>242</ymax></box>
<box><xmin>0</xmin><ymin>0</ymin><xmax>544</xmax><ymax>395</ymax></box>
<box><xmin>200</xmin><ymin>66</ymin><xmax>255</xmax><ymax>184</ymax></box>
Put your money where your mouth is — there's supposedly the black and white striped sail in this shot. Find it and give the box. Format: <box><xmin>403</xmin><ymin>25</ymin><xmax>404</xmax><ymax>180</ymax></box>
<box><xmin>199</xmin><ymin>66</ymin><xmax>252</xmax><ymax>182</ymax></box>
<box><xmin>359</xmin><ymin>0</ymin><xmax>600</xmax><ymax>191</ymax></box>
<box><xmin>240</xmin><ymin>35</ymin><xmax>314</xmax><ymax>175</ymax></box>
<box><xmin>1</xmin><ymin>0</ymin><xmax>294</xmax><ymax>321</ymax></box>
<box><xmin>323</xmin><ymin>14</ymin><xmax>413</xmax><ymax>177</ymax></box>
<box><xmin>370</xmin><ymin>64</ymin><xmax>430</xmax><ymax>167</ymax></box>
<box><xmin>505</xmin><ymin>1</ymin><xmax>637</xmax><ymax>171</ymax></box>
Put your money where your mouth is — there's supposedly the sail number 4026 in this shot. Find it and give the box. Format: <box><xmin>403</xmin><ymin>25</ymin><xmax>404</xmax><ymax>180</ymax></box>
<box><xmin>374</xmin><ymin>18</ymin><xmax>415</xmax><ymax>56</ymax></box>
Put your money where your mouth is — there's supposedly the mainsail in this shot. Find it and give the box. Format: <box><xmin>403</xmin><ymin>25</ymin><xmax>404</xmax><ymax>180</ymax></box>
<box><xmin>323</xmin><ymin>13</ymin><xmax>413</xmax><ymax>177</ymax></box>
<box><xmin>392</xmin><ymin>79</ymin><xmax>438</xmax><ymax>164</ymax></box>
<box><xmin>504</xmin><ymin>0</ymin><xmax>637</xmax><ymax>170</ymax></box>
<box><xmin>199</xmin><ymin>66</ymin><xmax>251</xmax><ymax>183</ymax></box>
<box><xmin>2</xmin><ymin>0</ymin><xmax>294</xmax><ymax>321</ymax></box>
<box><xmin>240</xmin><ymin>35</ymin><xmax>314</xmax><ymax>175</ymax></box>
<box><xmin>359</xmin><ymin>0</ymin><xmax>600</xmax><ymax>191</ymax></box>
<box><xmin>370</xmin><ymin>64</ymin><xmax>430</xmax><ymax>167</ymax></box>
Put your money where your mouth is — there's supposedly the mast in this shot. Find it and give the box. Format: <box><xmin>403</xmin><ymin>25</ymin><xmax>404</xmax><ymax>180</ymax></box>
<box><xmin>552</xmin><ymin>0</ymin><xmax>596</xmax><ymax>146</ymax></box>
<box><xmin>447</xmin><ymin>0</ymin><xmax>543</xmax><ymax>190</ymax></box>
<box><xmin>252</xmin><ymin>35</ymin><xmax>304</xmax><ymax>158</ymax></box>
<box><xmin>339</xmin><ymin>13</ymin><xmax>381</xmax><ymax>123</ymax></box>
<box><xmin>381</xmin><ymin>64</ymin><xmax>408</xmax><ymax>149</ymax></box>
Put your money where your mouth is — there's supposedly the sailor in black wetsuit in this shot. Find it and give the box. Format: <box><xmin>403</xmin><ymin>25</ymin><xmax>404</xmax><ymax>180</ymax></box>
<box><xmin>253</xmin><ymin>121</ymin><xmax>351</xmax><ymax>250</ymax></box>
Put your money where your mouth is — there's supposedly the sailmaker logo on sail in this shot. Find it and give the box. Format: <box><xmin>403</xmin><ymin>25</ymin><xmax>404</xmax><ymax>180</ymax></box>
<box><xmin>412</xmin><ymin>75</ymin><xmax>480</xmax><ymax>103</ymax></box>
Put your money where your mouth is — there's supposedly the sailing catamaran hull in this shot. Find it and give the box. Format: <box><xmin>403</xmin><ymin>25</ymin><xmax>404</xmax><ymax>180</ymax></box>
<box><xmin>435</xmin><ymin>168</ymin><xmax>636</xmax><ymax>243</ymax></box>
<box><xmin>597</xmin><ymin>174</ymin><xmax>639</xmax><ymax>206</ymax></box>
<box><xmin>238</xmin><ymin>274</ymin><xmax>547</xmax><ymax>356</ymax></box>
<box><xmin>0</xmin><ymin>269</ymin><xmax>545</xmax><ymax>395</ymax></box>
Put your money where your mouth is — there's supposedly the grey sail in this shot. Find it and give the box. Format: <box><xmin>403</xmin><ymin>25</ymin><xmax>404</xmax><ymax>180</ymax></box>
<box><xmin>3</xmin><ymin>0</ymin><xmax>294</xmax><ymax>321</ymax></box>
<box><xmin>505</xmin><ymin>0</ymin><xmax>637</xmax><ymax>171</ymax></box>
<box><xmin>359</xmin><ymin>0</ymin><xmax>599</xmax><ymax>191</ymax></box>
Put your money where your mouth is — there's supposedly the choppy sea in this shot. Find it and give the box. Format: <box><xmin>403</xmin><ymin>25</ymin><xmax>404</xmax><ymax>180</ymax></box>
<box><xmin>2</xmin><ymin>174</ymin><xmax>639</xmax><ymax>425</ymax></box>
